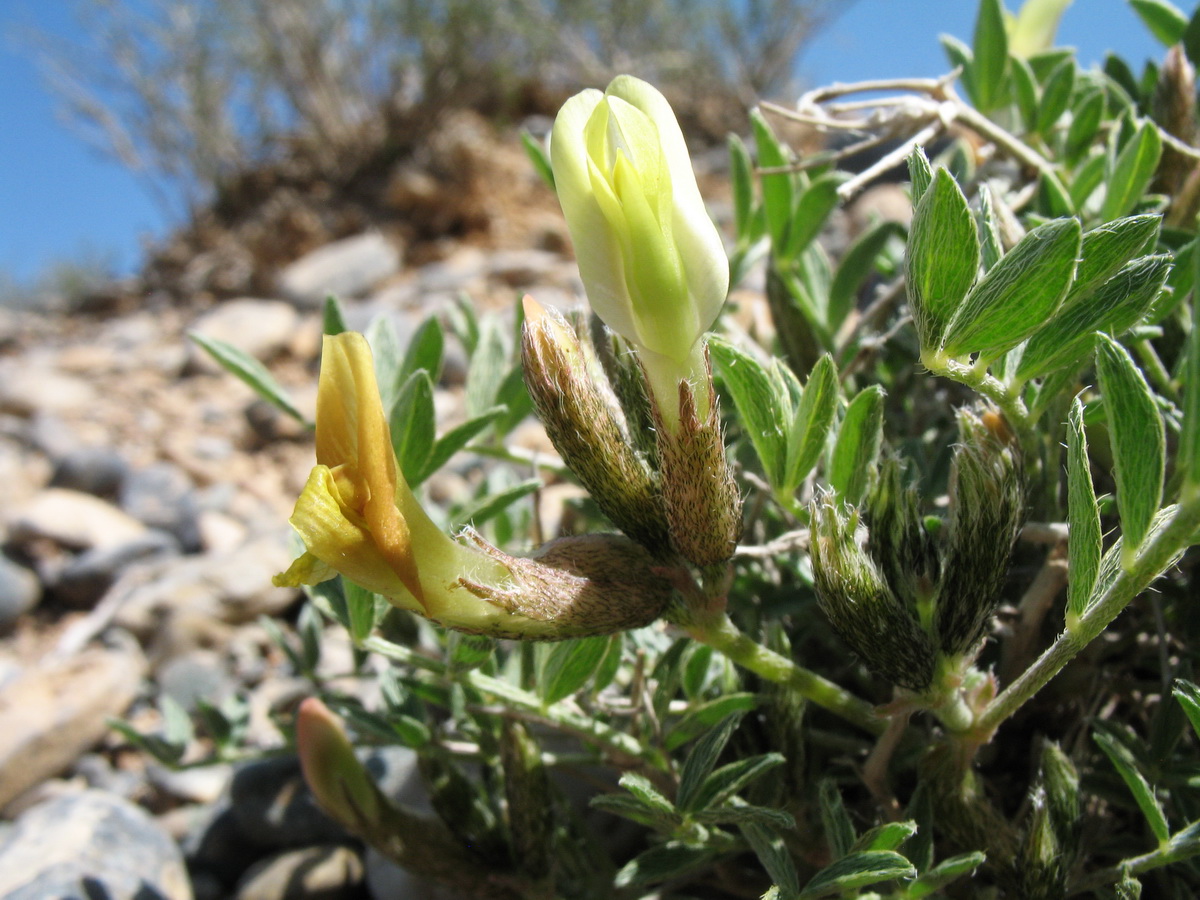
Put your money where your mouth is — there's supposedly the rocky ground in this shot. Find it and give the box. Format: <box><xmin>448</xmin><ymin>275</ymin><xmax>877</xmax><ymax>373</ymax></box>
<box><xmin>0</xmin><ymin>110</ymin><xmax>594</xmax><ymax>900</ymax></box>
<box><xmin>0</xmin><ymin>106</ymin><xmax>908</xmax><ymax>899</ymax></box>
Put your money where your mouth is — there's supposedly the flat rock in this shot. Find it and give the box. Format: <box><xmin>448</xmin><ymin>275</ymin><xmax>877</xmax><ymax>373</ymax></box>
<box><xmin>235</xmin><ymin>844</ymin><xmax>364</xmax><ymax>900</ymax></box>
<box><xmin>9</xmin><ymin>487</ymin><xmax>147</xmax><ymax>552</ymax></box>
<box><xmin>0</xmin><ymin>788</ymin><xmax>192</xmax><ymax>900</ymax></box>
<box><xmin>188</xmin><ymin>299</ymin><xmax>300</xmax><ymax>371</ymax></box>
<box><xmin>114</xmin><ymin>534</ymin><xmax>300</xmax><ymax>640</ymax></box>
<box><xmin>278</xmin><ymin>232</ymin><xmax>402</xmax><ymax>308</ymax></box>
<box><xmin>0</xmin><ymin>361</ymin><xmax>96</xmax><ymax>417</ymax></box>
<box><xmin>0</xmin><ymin>644</ymin><xmax>145</xmax><ymax>809</ymax></box>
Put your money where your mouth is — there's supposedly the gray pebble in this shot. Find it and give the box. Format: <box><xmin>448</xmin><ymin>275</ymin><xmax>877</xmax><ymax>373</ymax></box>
<box><xmin>50</xmin><ymin>447</ymin><xmax>129</xmax><ymax>498</ymax></box>
<box><xmin>156</xmin><ymin>649</ymin><xmax>238</xmax><ymax>711</ymax></box>
<box><xmin>0</xmin><ymin>788</ymin><xmax>191</xmax><ymax>900</ymax></box>
<box><xmin>54</xmin><ymin>529</ymin><xmax>180</xmax><ymax>609</ymax></box>
<box><xmin>120</xmin><ymin>462</ymin><xmax>203</xmax><ymax>552</ymax></box>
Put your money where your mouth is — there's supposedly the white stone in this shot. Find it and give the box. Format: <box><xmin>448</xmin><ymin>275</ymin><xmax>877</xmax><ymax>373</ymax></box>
<box><xmin>277</xmin><ymin>232</ymin><xmax>402</xmax><ymax>308</ymax></box>
<box><xmin>9</xmin><ymin>488</ymin><xmax>147</xmax><ymax>551</ymax></box>
<box><xmin>0</xmin><ymin>646</ymin><xmax>146</xmax><ymax>809</ymax></box>
<box><xmin>187</xmin><ymin>298</ymin><xmax>299</xmax><ymax>371</ymax></box>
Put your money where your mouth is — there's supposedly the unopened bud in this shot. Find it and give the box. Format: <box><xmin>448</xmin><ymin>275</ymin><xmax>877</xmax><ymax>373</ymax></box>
<box><xmin>295</xmin><ymin>697</ymin><xmax>383</xmax><ymax>831</ymax></box>
<box><xmin>1040</xmin><ymin>741</ymin><xmax>1081</xmax><ymax>860</ymax></box>
<box><xmin>867</xmin><ymin>456</ymin><xmax>940</xmax><ymax>628</ymax></box>
<box><xmin>1014</xmin><ymin>742</ymin><xmax>1080</xmax><ymax>898</ymax></box>
<box><xmin>1115</xmin><ymin>872</ymin><xmax>1142</xmax><ymax>899</ymax></box>
<box><xmin>652</xmin><ymin>349</ymin><xmax>742</xmax><ymax>567</ymax></box>
<box><xmin>810</xmin><ymin>499</ymin><xmax>936</xmax><ymax>691</ymax></box>
<box><xmin>459</xmin><ymin>532</ymin><xmax>677</xmax><ymax>637</ymax></box>
<box><xmin>521</xmin><ymin>296</ymin><xmax>671</xmax><ymax>555</ymax></box>
<box><xmin>936</xmin><ymin>407</ymin><xmax>1024</xmax><ymax>656</ymax></box>
<box><xmin>1155</xmin><ymin>46</ymin><xmax>1196</xmax><ymax>205</ymax></box>
<box><xmin>1016</xmin><ymin>786</ymin><xmax>1065</xmax><ymax>897</ymax></box>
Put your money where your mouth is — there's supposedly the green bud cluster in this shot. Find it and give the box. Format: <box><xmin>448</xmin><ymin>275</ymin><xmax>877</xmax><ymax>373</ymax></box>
<box><xmin>809</xmin><ymin>500</ymin><xmax>937</xmax><ymax>691</ymax></box>
<box><xmin>810</xmin><ymin>407</ymin><xmax>1024</xmax><ymax>691</ymax></box>
<box><xmin>522</xmin><ymin>298</ymin><xmax>741</xmax><ymax>573</ymax></box>
<box><xmin>521</xmin><ymin>297</ymin><xmax>671</xmax><ymax>554</ymax></box>
<box><xmin>1013</xmin><ymin>742</ymin><xmax>1081</xmax><ymax>898</ymax></box>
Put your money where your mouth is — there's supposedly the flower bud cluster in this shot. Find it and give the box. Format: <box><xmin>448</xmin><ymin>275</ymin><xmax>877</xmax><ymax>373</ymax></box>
<box><xmin>531</xmin><ymin>73</ymin><xmax>741</xmax><ymax>573</ymax></box>
<box><xmin>275</xmin><ymin>75</ymin><xmax>739</xmax><ymax>641</ymax></box>
<box><xmin>810</xmin><ymin>407</ymin><xmax>1024</xmax><ymax>691</ymax></box>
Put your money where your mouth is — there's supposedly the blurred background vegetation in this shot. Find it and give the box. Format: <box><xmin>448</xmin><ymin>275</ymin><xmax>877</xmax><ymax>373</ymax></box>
<box><xmin>31</xmin><ymin>0</ymin><xmax>840</xmax><ymax>215</ymax></box>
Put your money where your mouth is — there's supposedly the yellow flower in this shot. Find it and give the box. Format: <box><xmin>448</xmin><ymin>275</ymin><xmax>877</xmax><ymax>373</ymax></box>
<box><xmin>275</xmin><ymin>332</ymin><xmax>674</xmax><ymax>639</ymax></box>
<box><xmin>551</xmin><ymin>75</ymin><xmax>728</xmax><ymax>428</ymax></box>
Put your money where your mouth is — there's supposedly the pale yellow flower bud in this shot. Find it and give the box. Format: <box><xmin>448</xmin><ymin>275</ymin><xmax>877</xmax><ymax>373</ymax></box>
<box><xmin>550</xmin><ymin>75</ymin><xmax>728</xmax><ymax>429</ymax></box>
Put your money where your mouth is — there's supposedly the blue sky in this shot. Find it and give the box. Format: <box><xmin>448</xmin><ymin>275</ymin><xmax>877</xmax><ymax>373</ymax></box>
<box><xmin>0</xmin><ymin>1</ymin><xmax>1169</xmax><ymax>287</ymax></box>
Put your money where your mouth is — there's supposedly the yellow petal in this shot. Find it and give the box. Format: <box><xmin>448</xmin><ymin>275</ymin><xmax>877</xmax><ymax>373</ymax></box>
<box><xmin>315</xmin><ymin>333</ymin><xmax>424</xmax><ymax>604</ymax></box>
<box><xmin>273</xmin><ymin>550</ymin><xmax>337</xmax><ymax>588</ymax></box>
<box><xmin>286</xmin><ymin>465</ymin><xmax>422</xmax><ymax>611</ymax></box>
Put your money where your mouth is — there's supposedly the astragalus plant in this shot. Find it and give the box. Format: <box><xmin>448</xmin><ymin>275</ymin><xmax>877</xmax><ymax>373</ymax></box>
<box><xmin>167</xmin><ymin>1</ymin><xmax>1200</xmax><ymax>896</ymax></box>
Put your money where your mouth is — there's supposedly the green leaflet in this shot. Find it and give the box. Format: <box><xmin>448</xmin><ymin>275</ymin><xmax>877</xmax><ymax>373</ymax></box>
<box><xmin>1094</xmin><ymin>728</ymin><xmax>1170</xmax><ymax>844</ymax></box>
<box><xmin>1101</xmin><ymin>120</ymin><xmax>1163</xmax><ymax>222</ymax></box>
<box><xmin>709</xmin><ymin>337</ymin><xmax>787</xmax><ymax>488</ymax></box>
<box><xmin>972</xmin><ymin>0</ymin><xmax>1009</xmax><ymax>113</ymax></box>
<box><xmin>1095</xmin><ymin>334</ymin><xmax>1165</xmax><ymax>565</ymax></box>
<box><xmin>784</xmin><ymin>354</ymin><xmax>839</xmax><ymax>494</ymax></box>
<box><xmin>540</xmin><ymin>636</ymin><xmax>612</xmax><ymax>705</ymax></box>
<box><xmin>389</xmin><ymin>369</ymin><xmax>436</xmax><ymax>485</ymax></box>
<box><xmin>906</xmin><ymin>167</ymin><xmax>980</xmax><ymax>350</ymax></box>
<box><xmin>941</xmin><ymin>218</ymin><xmax>1080</xmax><ymax>361</ymax></box>
<box><xmin>1035</xmin><ymin>58</ymin><xmax>1076</xmax><ymax>134</ymax></box>
<box><xmin>1130</xmin><ymin>0</ymin><xmax>1189</xmax><ymax>46</ymax></box>
<box><xmin>188</xmin><ymin>331</ymin><xmax>309</xmax><ymax>426</ymax></box>
<box><xmin>1015</xmin><ymin>254</ymin><xmax>1170</xmax><ymax>382</ymax></box>
<box><xmin>799</xmin><ymin>851</ymin><xmax>916</xmax><ymax>898</ymax></box>
<box><xmin>1066</xmin><ymin>397</ymin><xmax>1102</xmax><ymax>626</ymax></box>
<box><xmin>829</xmin><ymin>385</ymin><xmax>885</xmax><ymax>507</ymax></box>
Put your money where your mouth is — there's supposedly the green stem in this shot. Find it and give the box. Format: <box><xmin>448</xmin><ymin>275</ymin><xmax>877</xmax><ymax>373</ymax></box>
<box><xmin>974</xmin><ymin>497</ymin><xmax>1200</xmax><ymax>740</ymax></box>
<box><xmin>682</xmin><ymin>613</ymin><xmax>885</xmax><ymax>735</ymax></box>
<box><xmin>1070</xmin><ymin>829</ymin><xmax>1200</xmax><ymax>895</ymax></box>
<box><xmin>1135</xmin><ymin>337</ymin><xmax>1175</xmax><ymax>400</ymax></box>
<box><xmin>361</xmin><ymin>636</ymin><xmax>665</xmax><ymax>769</ymax></box>
<box><xmin>922</xmin><ymin>351</ymin><xmax>1037</xmax><ymax>453</ymax></box>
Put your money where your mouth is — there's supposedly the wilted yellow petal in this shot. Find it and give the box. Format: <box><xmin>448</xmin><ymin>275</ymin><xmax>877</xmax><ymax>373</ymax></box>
<box><xmin>286</xmin><ymin>465</ymin><xmax>422</xmax><ymax>611</ymax></box>
<box><xmin>273</xmin><ymin>550</ymin><xmax>337</xmax><ymax>588</ymax></box>
<box><xmin>314</xmin><ymin>333</ymin><xmax>423</xmax><ymax>604</ymax></box>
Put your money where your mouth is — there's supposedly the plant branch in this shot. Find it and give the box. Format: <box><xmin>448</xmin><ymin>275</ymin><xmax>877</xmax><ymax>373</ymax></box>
<box><xmin>1069</xmin><ymin>824</ymin><xmax>1200</xmax><ymax>895</ymax></box>
<box><xmin>679</xmin><ymin>612</ymin><xmax>885</xmax><ymax>735</ymax></box>
<box><xmin>974</xmin><ymin>498</ymin><xmax>1200</xmax><ymax>740</ymax></box>
<box><xmin>921</xmin><ymin>351</ymin><xmax>1037</xmax><ymax>451</ymax></box>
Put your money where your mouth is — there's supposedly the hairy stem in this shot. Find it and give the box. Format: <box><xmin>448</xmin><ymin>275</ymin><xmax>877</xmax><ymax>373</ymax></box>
<box><xmin>1069</xmin><ymin>829</ymin><xmax>1200</xmax><ymax>895</ymax></box>
<box><xmin>973</xmin><ymin>497</ymin><xmax>1200</xmax><ymax>740</ymax></box>
<box><xmin>681</xmin><ymin>612</ymin><xmax>885</xmax><ymax>735</ymax></box>
<box><xmin>922</xmin><ymin>351</ymin><xmax>1037</xmax><ymax>452</ymax></box>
